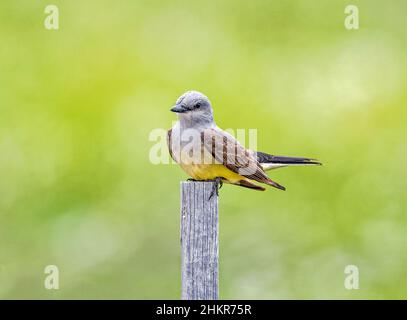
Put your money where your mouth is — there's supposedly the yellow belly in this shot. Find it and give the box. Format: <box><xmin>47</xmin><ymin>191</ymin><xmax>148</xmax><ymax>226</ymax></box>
<box><xmin>180</xmin><ymin>163</ymin><xmax>244</xmax><ymax>183</ymax></box>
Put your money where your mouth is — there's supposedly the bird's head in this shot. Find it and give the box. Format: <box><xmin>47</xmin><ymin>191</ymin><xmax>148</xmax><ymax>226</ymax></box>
<box><xmin>170</xmin><ymin>91</ymin><xmax>214</xmax><ymax>127</ymax></box>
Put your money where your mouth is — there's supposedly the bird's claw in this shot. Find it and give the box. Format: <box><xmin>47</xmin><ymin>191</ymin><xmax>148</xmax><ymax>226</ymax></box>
<box><xmin>209</xmin><ymin>177</ymin><xmax>223</xmax><ymax>200</ymax></box>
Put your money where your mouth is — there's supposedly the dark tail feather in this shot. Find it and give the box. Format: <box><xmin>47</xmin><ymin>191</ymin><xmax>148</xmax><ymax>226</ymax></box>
<box><xmin>235</xmin><ymin>180</ymin><xmax>266</xmax><ymax>191</ymax></box>
<box><xmin>256</xmin><ymin>151</ymin><xmax>322</xmax><ymax>166</ymax></box>
<box><xmin>265</xmin><ymin>178</ymin><xmax>286</xmax><ymax>191</ymax></box>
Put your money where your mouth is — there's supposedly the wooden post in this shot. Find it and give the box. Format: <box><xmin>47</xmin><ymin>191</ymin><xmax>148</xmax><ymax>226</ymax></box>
<box><xmin>180</xmin><ymin>181</ymin><xmax>219</xmax><ymax>300</ymax></box>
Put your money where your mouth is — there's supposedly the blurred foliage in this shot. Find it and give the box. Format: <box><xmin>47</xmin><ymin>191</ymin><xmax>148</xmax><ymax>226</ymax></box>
<box><xmin>0</xmin><ymin>0</ymin><xmax>406</xmax><ymax>299</ymax></box>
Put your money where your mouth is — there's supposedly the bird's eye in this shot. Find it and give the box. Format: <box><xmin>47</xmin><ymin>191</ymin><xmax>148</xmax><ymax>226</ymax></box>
<box><xmin>195</xmin><ymin>102</ymin><xmax>201</xmax><ymax>109</ymax></box>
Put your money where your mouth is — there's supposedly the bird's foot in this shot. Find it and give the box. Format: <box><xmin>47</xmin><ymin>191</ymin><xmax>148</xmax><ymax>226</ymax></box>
<box><xmin>209</xmin><ymin>177</ymin><xmax>223</xmax><ymax>200</ymax></box>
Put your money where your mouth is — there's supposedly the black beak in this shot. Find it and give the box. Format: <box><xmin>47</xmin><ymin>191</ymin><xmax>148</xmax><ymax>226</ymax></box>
<box><xmin>170</xmin><ymin>104</ymin><xmax>188</xmax><ymax>113</ymax></box>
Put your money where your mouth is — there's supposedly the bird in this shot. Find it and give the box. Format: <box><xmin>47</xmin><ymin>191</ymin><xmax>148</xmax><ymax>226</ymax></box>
<box><xmin>167</xmin><ymin>91</ymin><xmax>321</xmax><ymax>198</ymax></box>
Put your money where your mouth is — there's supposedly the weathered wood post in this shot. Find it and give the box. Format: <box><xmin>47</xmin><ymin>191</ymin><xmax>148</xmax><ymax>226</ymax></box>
<box><xmin>180</xmin><ymin>181</ymin><xmax>219</xmax><ymax>300</ymax></box>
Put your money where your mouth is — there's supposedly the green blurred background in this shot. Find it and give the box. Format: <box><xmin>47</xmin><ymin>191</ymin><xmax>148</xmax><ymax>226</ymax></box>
<box><xmin>0</xmin><ymin>0</ymin><xmax>406</xmax><ymax>299</ymax></box>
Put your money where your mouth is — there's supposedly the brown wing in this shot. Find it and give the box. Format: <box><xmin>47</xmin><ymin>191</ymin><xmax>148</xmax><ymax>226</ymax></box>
<box><xmin>201</xmin><ymin>128</ymin><xmax>271</xmax><ymax>184</ymax></box>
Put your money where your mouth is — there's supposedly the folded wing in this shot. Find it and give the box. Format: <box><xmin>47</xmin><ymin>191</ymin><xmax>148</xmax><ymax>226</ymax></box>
<box><xmin>201</xmin><ymin>128</ymin><xmax>285</xmax><ymax>190</ymax></box>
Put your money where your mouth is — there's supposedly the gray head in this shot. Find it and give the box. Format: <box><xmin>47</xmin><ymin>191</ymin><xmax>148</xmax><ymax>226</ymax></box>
<box><xmin>170</xmin><ymin>91</ymin><xmax>214</xmax><ymax>128</ymax></box>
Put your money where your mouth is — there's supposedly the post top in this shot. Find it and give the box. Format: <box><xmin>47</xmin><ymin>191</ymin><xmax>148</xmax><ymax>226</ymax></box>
<box><xmin>181</xmin><ymin>180</ymin><xmax>216</xmax><ymax>185</ymax></box>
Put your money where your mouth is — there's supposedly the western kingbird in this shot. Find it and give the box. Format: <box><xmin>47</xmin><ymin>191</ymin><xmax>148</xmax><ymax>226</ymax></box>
<box><xmin>167</xmin><ymin>91</ymin><xmax>321</xmax><ymax>197</ymax></box>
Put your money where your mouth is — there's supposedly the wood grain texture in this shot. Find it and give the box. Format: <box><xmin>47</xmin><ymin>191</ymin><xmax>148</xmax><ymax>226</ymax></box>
<box><xmin>180</xmin><ymin>181</ymin><xmax>219</xmax><ymax>300</ymax></box>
